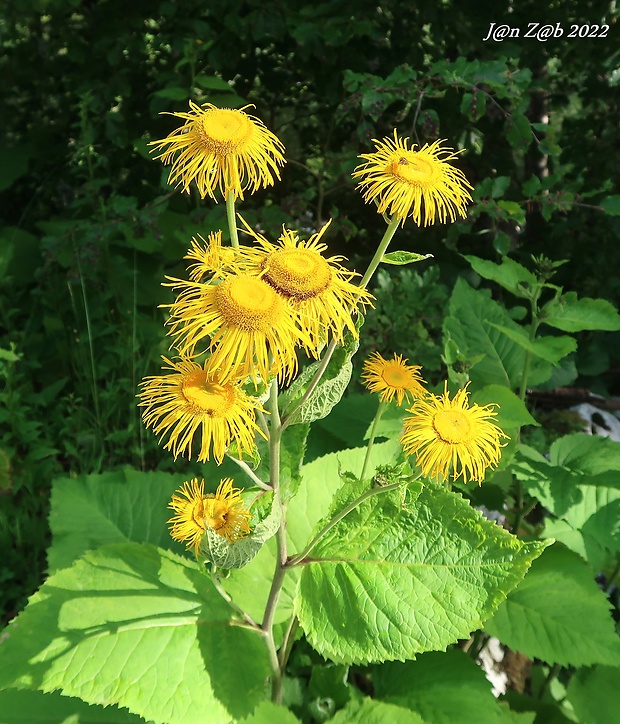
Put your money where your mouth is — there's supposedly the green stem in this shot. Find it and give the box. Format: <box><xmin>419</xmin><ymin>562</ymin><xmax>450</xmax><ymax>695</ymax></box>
<box><xmin>278</xmin><ymin>615</ymin><xmax>300</xmax><ymax>670</ymax></box>
<box><xmin>359</xmin><ymin>215</ymin><xmax>400</xmax><ymax>289</ymax></box>
<box><xmin>211</xmin><ymin>574</ymin><xmax>260</xmax><ymax>629</ymax></box>
<box><xmin>361</xmin><ymin>399</ymin><xmax>387</xmax><ymax>480</ymax></box>
<box><xmin>288</xmin><ymin>480</ymin><xmax>407</xmax><ymax>566</ymax></box>
<box><xmin>226</xmin><ymin>454</ymin><xmax>272</xmax><ymax>491</ymax></box>
<box><xmin>605</xmin><ymin>554</ymin><xmax>620</xmax><ymax>594</ymax></box>
<box><xmin>226</xmin><ymin>193</ymin><xmax>239</xmax><ymax>248</ymax></box>
<box><xmin>538</xmin><ymin>663</ymin><xmax>561</xmax><ymax>700</ymax></box>
<box><xmin>261</xmin><ymin>378</ymin><xmax>288</xmax><ymax>703</ymax></box>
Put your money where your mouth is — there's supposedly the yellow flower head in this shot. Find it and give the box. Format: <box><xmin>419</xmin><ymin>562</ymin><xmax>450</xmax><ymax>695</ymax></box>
<box><xmin>165</xmin><ymin>274</ymin><xmax>309</xmax><ymax>384</ymax></box>
<box><xmin>362</xmin><ymin>352</ymin><xmax>426</xmax><ymax>406</ymax></box>
<box><xmin>168</xmin><ymin>478</ymin><xmax>252</xmax><ymax>553</ymax></box>
<box><xmin>138</xmin><ymin>357</ymin><xmax>265</xmax><ymax>463</ymax></box>
<box><xmin>353</xmin><ymin>131</ymin><xmax>473</xmax><ymax>226</ymax></box>
<box><xmin>238</xmin><ymin>218</ymin><xmax>374</xmax><ymax>353</ymax></box>
<box><xmin>185</xmin><ymin>230</ymin><xmax>240</xmax><ymax>282</ymax></box>
<box><xmin>150</xmin><ymin>102</ymin><xmax>285</xmax><ymax>201</ymax></box>
<box><xmin>400</xmin><ymin>384</ymin><xmax>508</xmax><ymax>484</ymax></box>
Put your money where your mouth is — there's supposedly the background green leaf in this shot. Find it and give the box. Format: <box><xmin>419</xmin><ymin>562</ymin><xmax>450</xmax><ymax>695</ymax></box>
<box><xmin>373</xmin><ymin>649</ymin><xmax>515</xmax><ymax>723</ymax></box>
<box><xmin>484</xmin><ymin>544</ymin><xmax>620</xmax><ymax>666</ymax></box>
<box><xmin>540</xmin><ymin>293</ymin><xmax>620</xmax><ymax>332</ymax></box>
<box><xmin>565</xmin><ymin>665</ymin><xmax>620</xmax><ymax>724</ymax></box>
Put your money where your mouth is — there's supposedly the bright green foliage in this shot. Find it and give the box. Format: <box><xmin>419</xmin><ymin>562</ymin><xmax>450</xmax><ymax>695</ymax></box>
<box><xmin>373</xmin><ymin>649</ymin><xmax>514</xmax><ymax>723</ymax></box>
<box><xmin>238</xmin><ymin>700</ymin><xmax>302</xmax><ymax>723</ymax></box>
<box><xmin>0</xmin><ymin>544</ymin><xmax>270</xmax><ymax>723</ymax></box>
<box><xmin>485</xmin><ymin>544</ymin><xmax>620</xmax><ymax>667</ymax></box>
<box><xmin>540</xmin><ymin>293</ymin><xmax>620</xmax><ymax>333</ymax></box>
<box><xmin>329</xmin><ymin>698</ymin><xmax>425</xmax><ymax>724</ymax></box>
<box><xmin>286</xmin><ymin>440</ymin><xmax>404</xmax><ymax>553</ymax></box>
<box><xmin>296</xmin><ymin>480</ymin><xmax>546</xmax><ymax>664</ymax></box>
<box><xmin>566</xmin><ymin>665</ymin><xmax>620</xmax><ymax>724</ymax></box>
<box><xmin>443</xmin><ymin>279</ymin><xmax>552</xmax><ymax>389</ymax></box>
<box><xmin>381</xmin><ymin>251</ymin><xmax>433</xmax><ymax>265</ymax></box>
<box><xmin>514</xmin><ymin>435</ymin><xmax>620</xmax><ymax>570</ymax></box>
<box><xmin>465</xmin><ymin>255</ymin><xmax>538</xmax><ymax>299</ymax></box>
<box><xmin>47</xmin><ymin>469</ymin><xmax>190</xmax><ymax>573</ymax></box>
<box><xmin>0</xmin><ymin>689</ymin><xmax>146</xmax><ymax>723</ymax></box>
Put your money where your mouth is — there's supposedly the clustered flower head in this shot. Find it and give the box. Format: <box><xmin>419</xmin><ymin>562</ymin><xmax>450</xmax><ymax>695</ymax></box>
<box><xmin>142</xmin><ymin>102</ymin><xmax>372</xmax><ymax>489</ymax></box>
<box><xmin>144</xmin><ymin>103</ymin><xmax>502</xmax><ymax>559</ymax></box>
<box><xmin>353</xmin><ymin>131</ymin><xmax>473</xmax><ymax>227</ymax></box>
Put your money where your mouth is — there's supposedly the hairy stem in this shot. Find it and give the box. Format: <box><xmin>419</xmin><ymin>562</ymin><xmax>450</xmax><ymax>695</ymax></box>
<box><xmin>226</xmin><ymin>193</ymin><xmax>239</xmax><ymax>248</ymax></box>
<box><xmin>211</xmin><ymin>574</ymin><xmax>260</xmax><ymax>629</ymax></box>
<box><xmin>226</xmin><ymin>454</ymin><xmax>272</xmax><ymax>491</ymax></box>
<box><xmin>261</xmin><ymin>377</ymin><xmax>288</xmax><ymax>703</ymax></box>
<box><xmin>288</xmin><ymin>480</ymin><xmax>406</xmax><ymax>566</ymax></box>
<box><xmin>361</xmin><ymin>399</ymin><xmax>387</xmax><ymax>480</ymax></box>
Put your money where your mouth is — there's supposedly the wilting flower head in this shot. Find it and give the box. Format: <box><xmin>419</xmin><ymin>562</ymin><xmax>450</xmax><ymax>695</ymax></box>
<box><xmin>353</xmin><ymin>131</ymin><xmax>473</xmax><ymax>226</ymax></box>
<box><xmin>400</xmin><ymin>384</ymin><xmax>507</xmax><ymax>483</ymax></box>
<box><xmin>150</xmin><ymin>102</ymin><xmax>285</xmax><ymax>201</ymax></box>
<box><xmin>185</xmin><ymin>230</ymin><xmax>241</xmax><ymax>282</ymax></box>
<box><xmin>165</xmin><ymin>273</ymin><xmax>310</xmax><ymax>384</ymax></box>
<box><xmin>138</xmin><ymin>357</ymin><xmax>265</xmax><ymax>463</ymax></box>
<box><xmin>362</xmin><ymin>352</ymin><xmax>426</xmax><ymax>406</ymax></box>
<box><xmin>168</xmin><ymin>478</ymin><xmax>252</xmax><ymax>554</ymax></box>
<box><xmin>238</xmin><ymin>218</ymin><xmax>374</xmax><ymax>353</ymax></box>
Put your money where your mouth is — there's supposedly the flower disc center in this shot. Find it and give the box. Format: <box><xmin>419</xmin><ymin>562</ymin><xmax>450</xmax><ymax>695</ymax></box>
<box><xmin>215</xmin><ymin>275</ymin><xmax>280</xmax><ymax>331</ymax></box>
<box><xmin>182</xmin><ymin>370</ymin><xmax>234</xmax><ymax>415</ymax></box>
<box><xmin>433</xmin><ymin>409</ymin><xmax>472</xmax><ymax>443</ymax></box>
<box><xmin>381</xmin><ymin>362</ymin><xmax>410</xmax><ymax>388</ymax></box>
<box><xmin>199</xmin><ymin>109</ymin><xmax>253</xmax><ymax>152</ymax></box>
<box><xmin>391</xmin><ymin>154</ymin><xmax>436</xmax><ymax>185</ymax></box>
<box><xmin>202</xmin><ymin>496</ymin><xmax>229</xmax><ymax>532</ymax></box>
<box><xmin>265</xmin><ymin>249</ymin><xmax>332</xmax><ymax>299</ymax></box>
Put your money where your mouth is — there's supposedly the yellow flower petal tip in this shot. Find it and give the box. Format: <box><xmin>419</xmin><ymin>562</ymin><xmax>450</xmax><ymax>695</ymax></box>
<box><xmin>362</xmin><ymin>352</ymin><xmax>426</xmax><ymax>406</ymax></box>
<box><xmin>166</xmin><ymin>273</ymin><xmax>308</xmax><ymax>384</ymax></box>
<box><xmin>185</xmin><ymin>230</ymin><xmax>240</xmax><ymax>282</ymax></box>
<box><xmin>138</xmin><ymin>357</ymin><xmax>265</xmax><ymax>463</ymax></box>
<box><xmin>168</xmin><ymin>478</ymin><xmax>252</xmax><ymax>553</ymax></box>
<box><xmin>400</xmin><ymin>384</ymin><xmax>508</xmax><ymax>484</ymax></box>
<box><xmin>150</xmin><ymin>102</ymin><xmax>285</xmax><ymax>201</ymax></box>
<box><xmin>353</xmin><ymin>131</ymin><xmax>473</xmax><ymax>227</ymax></box>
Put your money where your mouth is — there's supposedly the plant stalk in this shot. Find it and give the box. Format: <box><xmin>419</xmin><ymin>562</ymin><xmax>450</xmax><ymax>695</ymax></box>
<box><xmin>226</xmin><ymin>193</ymin><xmax>239</xmax><ymax>248</ymax></box>
<box><xmin>360</xmin><ymin>399</ymin><xmax>387</xmax><ymax>480</ymax></box>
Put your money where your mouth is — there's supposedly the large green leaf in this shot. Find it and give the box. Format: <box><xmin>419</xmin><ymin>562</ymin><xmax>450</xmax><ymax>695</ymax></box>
<box><xmin>484</xmin><ymin>544</ymin><xmax>620</xmax><ymax>666</ymax></box>
<box><xmin>464</xmin><ymin>255</ymin><xmax>537</xmax><ymax>299</ymax></box>
<box><xmin>565</xmin><ymin>665</ymin><xmax>620</xmax><ymax>724</ymax></box>
<box><xmin>328</xmin><ymin>698</ymin><xmax>425</xmax><ymax>724</ymax></box>
<box><xmin>489</xmin><ymin>324</ymin><xmax>576</xmax><ymax>364</ymax></box>
<box><xmin>541</xmin><ymin>293</ymin><xmax>620</xmax><ymax>333</ymax></box>
<box><xmin>295</xmin><ymin>480</ymin><xmax>546</xmax><ymax>664</ymax></box>
<box><xmin>48</xmin><ymin>469</ymin><xmax>212</xmax><ymax>573</ymax></box>
<box><xmin>373</xmin><ymin>649</ymin><xmax>515</xmax><ymax>724</ymax></box>
<box><xmin>443</xmin><ymin>279</ymin><xmax>551</xmax><ymax>389</ymax></box>
<box><xmin>0</xmin><ymin>544</ymin><xmax>270</xmax><ymax>723</ymax></box>
<box><xmin>286</xmin><ymin>440</ymin><xmax>404</xmax><ymax>554</ymax></box>
<box><xmin>513</xmin><ymin>438</ymin><xmax>620</xmax><ymax>569</ymax></box>
<box><xmin>238</xmin><ymin>700</ymin><xmax>302</xmax><ymax>723</ymax></box>
<box><xmin>0</xmin><ymin>690</ymin><xmax>146</xmax><ymax>723</ymax></box>
<box><xmin>280</xmin><ymin>321</ymin><xmax>361</xmax><ymax>426</ymax></box>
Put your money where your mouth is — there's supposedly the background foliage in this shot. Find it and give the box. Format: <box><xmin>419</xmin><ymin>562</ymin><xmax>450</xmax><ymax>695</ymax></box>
<box><xmin>1</xmin><ymin>0</ymin><xmax>620</xmax><ymax>722</ymax></box>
